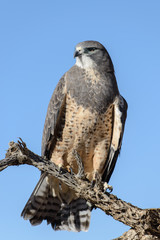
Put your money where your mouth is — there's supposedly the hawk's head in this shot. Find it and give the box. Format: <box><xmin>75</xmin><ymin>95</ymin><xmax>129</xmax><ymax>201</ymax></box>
<box><xmin>74</xmin><ymin>41</ymin><xmax>114</xmax><ymax>72</ymax></box>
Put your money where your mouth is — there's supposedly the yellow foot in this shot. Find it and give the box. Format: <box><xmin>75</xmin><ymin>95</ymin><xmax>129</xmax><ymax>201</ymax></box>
<box><xmin>103</xmin><ymin>182</ymin><xmax>113</xmax><ymax>193</ymax></box>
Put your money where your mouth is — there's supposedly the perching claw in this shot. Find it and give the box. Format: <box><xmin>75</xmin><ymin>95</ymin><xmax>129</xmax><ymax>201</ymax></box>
<box><xmin>103</xmin><ymin>182</ymin><xmax>113</xmax><ymax>193</ymax></box>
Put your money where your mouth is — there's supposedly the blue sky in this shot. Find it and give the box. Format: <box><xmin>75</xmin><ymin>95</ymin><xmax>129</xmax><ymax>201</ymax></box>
<box><xmin>1</xmin><ymin>0</ymin><xmax>160</xmax><ymax>239</ymax></box>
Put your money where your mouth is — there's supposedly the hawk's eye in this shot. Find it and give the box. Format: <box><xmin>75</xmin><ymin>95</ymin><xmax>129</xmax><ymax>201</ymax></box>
<box><xmin>87</xmin><ymin>47</ymin><xmax>97</xmax><ymax>52</ymax></box>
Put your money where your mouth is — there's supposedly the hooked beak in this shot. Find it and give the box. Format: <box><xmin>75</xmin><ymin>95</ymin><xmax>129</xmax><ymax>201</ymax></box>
<box><xmin>74</xmin><ymin>47</ymin><xmax>82</xmax><ymax>58</ymax></box>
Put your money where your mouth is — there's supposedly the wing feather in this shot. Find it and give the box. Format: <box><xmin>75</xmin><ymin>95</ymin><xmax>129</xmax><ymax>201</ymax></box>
<box><xmin>102</xmin><ymin>95</ymin><xmax>128</xmax><ymax>182</ymax></box>
<box><xmin>41</xmin><ymin>75</ymin><xmax>66</xmax><ymax>158</ymax></box>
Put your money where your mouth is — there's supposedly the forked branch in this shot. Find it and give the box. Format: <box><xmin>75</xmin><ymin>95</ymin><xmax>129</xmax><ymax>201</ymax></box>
<box><xmin>0</xmin><ymin>139</ymin><xmax>160</xmax><ymax>239</ymax></box>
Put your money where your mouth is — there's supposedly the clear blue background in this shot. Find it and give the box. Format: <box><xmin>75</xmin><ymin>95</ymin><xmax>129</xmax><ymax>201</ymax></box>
<box><xmin>0</xmin><ymin>1</ymin><xmax>160</xmax><ymax>239</ymax></box>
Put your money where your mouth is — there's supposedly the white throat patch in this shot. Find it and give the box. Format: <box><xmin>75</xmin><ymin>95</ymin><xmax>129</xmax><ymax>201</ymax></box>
<box><xmin>76</xmin><ymin>55</ymin><xmax>96</xmax><ymax>69</ymax></box>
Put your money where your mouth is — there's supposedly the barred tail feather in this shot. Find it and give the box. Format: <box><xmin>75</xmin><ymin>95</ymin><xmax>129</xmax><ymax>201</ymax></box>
<box><xmin>54</xmin><ymin>198</ymin><xmax>91</xmax><ymax>231</ymax></box>
<box><xmin>21</xmin><ymin>173</ymin><xmax>91</xmax><ymax>232</ymax></box>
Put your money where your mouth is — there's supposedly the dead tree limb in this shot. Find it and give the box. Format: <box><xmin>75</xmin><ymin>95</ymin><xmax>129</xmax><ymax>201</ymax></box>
<box><xmin>0</xmin><ymin>139</ymin><xmax>160</xmax><ymax>239</ymax></box>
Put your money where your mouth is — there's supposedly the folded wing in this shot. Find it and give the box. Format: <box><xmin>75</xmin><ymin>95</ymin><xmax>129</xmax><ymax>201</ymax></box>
<box><xmin>102</xmin><ymin>95</ymin><xmax>128</xmax><ymax>183</ymax></box>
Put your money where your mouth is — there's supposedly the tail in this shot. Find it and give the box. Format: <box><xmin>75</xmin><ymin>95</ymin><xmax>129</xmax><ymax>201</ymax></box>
<box><xmin>21</xmin><ymin>173</ymin><xmax>91</xmax><ymax>232</ymax></box>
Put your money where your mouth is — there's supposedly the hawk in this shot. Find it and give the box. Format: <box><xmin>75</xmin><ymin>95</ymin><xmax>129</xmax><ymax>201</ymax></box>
<box><xmin>21</xmin><ymin>41</ymin><xmax>127</xmax><ymax>232</ymax></box>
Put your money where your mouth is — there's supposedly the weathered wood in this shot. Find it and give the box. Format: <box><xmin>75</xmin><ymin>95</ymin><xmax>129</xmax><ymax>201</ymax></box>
<box><xmin>0</xmin><ymin>139</ymin><xmax>160</xmax><ymax>239</ymax></box>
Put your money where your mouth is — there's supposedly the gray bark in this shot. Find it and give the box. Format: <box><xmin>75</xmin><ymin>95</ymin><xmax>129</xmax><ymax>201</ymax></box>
<box><xmin>0</xmin><ymin>139</ymin><xmax>160</xmax><ymax>239</ymax></box>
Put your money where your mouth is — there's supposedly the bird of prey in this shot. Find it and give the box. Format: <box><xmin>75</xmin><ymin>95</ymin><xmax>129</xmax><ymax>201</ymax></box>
<box><xmin>21</xmin><ymin>41</ymin><xmax>128</xmax><ymax>232</ymax></box>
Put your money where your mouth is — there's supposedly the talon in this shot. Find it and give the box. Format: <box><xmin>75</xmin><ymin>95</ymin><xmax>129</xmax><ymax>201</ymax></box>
<box><xmin>59</xmin><ymin>167</ymin><xmax>63</xmax><ymax>174</ymax></box>
<box><xmin>59</xmin><ymin>167</ymin><xmax>67</xmax><ymax>174</ymax></box>
<box><xmin>69</xmin><ymin>167</ymin><xmax>73</xmax><ymax>175</ymax></box>
<box><xmin>103</xmin><ymin>182</ymin><xmax>113</xmax><ymax>193</ymax></box>
<box><xmin>91</xmin><ymin>180</ymin><xmax>96</xmax><ymax>188</ymax></box>
<box><xmin>66</xmin><ymin>165</ymin><xmax>74</xmax><ymax>175</ymax></box>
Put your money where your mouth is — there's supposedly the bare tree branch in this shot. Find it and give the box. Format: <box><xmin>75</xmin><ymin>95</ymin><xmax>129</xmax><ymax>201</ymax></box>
<box><xmin>1</xmin><ymin>139</ymin><xmax>160</xmax><ymax>239</ymax></box>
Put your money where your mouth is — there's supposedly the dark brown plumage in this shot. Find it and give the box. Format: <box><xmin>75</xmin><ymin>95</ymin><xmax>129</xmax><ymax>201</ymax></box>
<box><xmin>21</xmin><ymin>41</ymin><xmax>128</xmax><ymax>232</ymax></box>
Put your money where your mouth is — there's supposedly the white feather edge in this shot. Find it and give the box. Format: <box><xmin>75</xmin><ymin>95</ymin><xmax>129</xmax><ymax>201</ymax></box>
<box><xmin>111</xmin><ymin>97</ymin><xmax>123</xmax><ymax>151</ymax></box>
